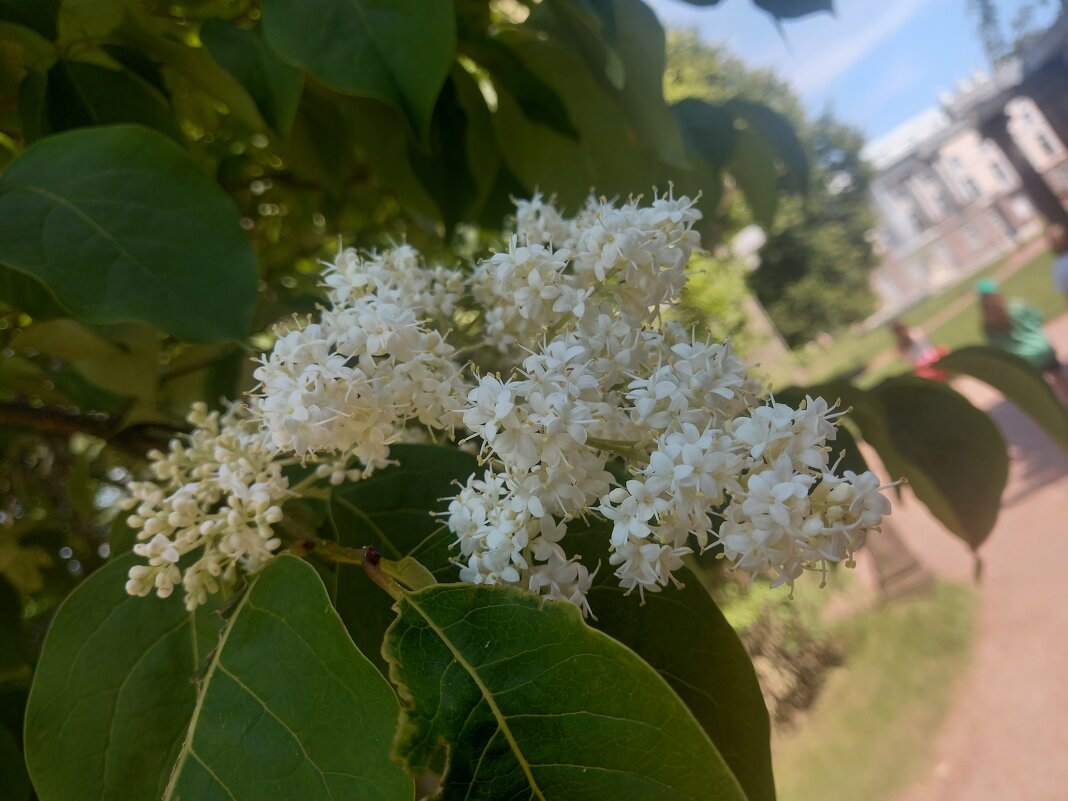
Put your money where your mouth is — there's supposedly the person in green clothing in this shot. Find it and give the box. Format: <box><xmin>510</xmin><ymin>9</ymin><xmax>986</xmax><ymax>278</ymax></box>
<box><xmin>978</xmin><ymin>278</ymin><xmax>1068</xmax><ymax>401</ymax></box>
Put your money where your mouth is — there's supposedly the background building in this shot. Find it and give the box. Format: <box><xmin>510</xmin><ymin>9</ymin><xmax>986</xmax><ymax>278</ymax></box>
<box><xmin>864</xmin><ymin>72</ymin><xmax>1068</xmax><ymax>321</ymax></box>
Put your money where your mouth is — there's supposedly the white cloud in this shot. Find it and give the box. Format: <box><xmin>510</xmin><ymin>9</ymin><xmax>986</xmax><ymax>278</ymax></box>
<box><xmin>785</xmin><ymin>0</ymin><xmax>929</xmax><ymax>94</ymax></box>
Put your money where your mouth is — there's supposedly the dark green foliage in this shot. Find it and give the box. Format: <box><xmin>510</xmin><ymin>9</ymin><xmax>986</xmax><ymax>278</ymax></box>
<box><xmin>386</xmin><ymin>583</ymin><xmax>750</xmax><ymax>801</ymax></box>
<box><xmin>0</xmin><ymin>126</ymin><xmax>258</xmax><ymax>341</ymax></box>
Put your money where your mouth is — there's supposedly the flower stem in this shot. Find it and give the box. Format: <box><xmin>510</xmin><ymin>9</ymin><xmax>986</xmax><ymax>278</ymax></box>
<box><xmin>287</xmin><ymin>535</ymin><xmax>365</xmax><ymax>565</ymax></box>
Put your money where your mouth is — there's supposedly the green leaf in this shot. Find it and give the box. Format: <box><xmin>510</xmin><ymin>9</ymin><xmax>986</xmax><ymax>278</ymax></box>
<box><xmin>386</xmin><ymin>583</ymin><xmax>750</xmax><ymax>801</ymax></box>
<box><xmin>567</xmin><ymin>522</ymin><xmax>776</xmax><ymax>801</ymax></box>
<box><xmin>752</xmin><ymin>0</ymin><xmax>834</xmax><ymax>19</ymax></box>
<box><xmin>871</xmin><ymin>376</ymin><xmax>1008</xmax><ymax>550</ymax></box>
<box><xmin>328</xmin><ymin>444</ymin><xmax>478</xmax><ymax>675</ymax></box>
<box><xmin>16</xmin><ymin>68</ymin><xmax>48</xmax><ymax>143</ymax></box>
<box><xmin>464</xmin><ymin>34</ymin><xmax>576</xmax><ymax>138</ymax></box>
<box><xmin>672</xmin><ymin>98</ymin><xmax>736</xmax><ymax>168</ymax></box>
<box><xmin>0</xmin><ymin>261</ymin><xmax>68</xmax><ymax>318</ymax></box>
<box><xmin>200</xmin><ymin>19</ymin><xmax>303</xmax><ymax>136</ymax></box>
<box><xmin>0</xmin><ymin>722</ymin><xmax>31</xmax><ymax>801</ymax></box>
<box><xmin>0</xmin><ymin>20</ymin><xmax>56</xmax><ymax>74</ymax></box>
<box><xmin>261</xmin><ymin>0</ymin><xmax>455</xmax><ymax>139</ymax></box>
<box><xmin>0</xmin><ymin>125</ymin><xmax>258</xmax><ymax>342</ymax></box>
<box><xmin>0</xmin><ymin>0</ymin><xmax>62</xmax><ymax>39</ymax></box>
<box><xmin>488</xmin><ymin>30</ymin><xmax>660</xmax><ymax>209</ymax></box>
<box><xmin>13</xmin><ymin>319</ymin><xmax>161</xmax><ymax>399</ymax></box>
<box><xmin>595</xmin><ymin>0</ymin><xmax>688</xmax><ymax>168</ymax></box>
<box><xmin>24</xmin><ymin>553</ymin><xmax>224</xmax><ymax>801</ymax></box>
<box><xmin>408</xmin><ymin>72</ymin><xmax>480</xmax><ymax>231</ymax></box>
<box><xmin>449</xmin><ymin>64</ymin><xmax>500</xmax><ymax>220</ymax></box>
<box><xmin>163</xmin><ymin>555</ymin><xmax>412</xmax><ymax>801</ymax></box>
<box><xmin>728</xmin><ymin>99</ymin><xmax>808</xmax><ymax>192</ymax></box>
<box><xmin>56</xmin><ymin>0</ymin><xmax>124</xmax><ymax>47</ymax></box>
<box><xmin>44</xmin><ymin>60</ymin><xmax>179</xmax><ymax>139</ymax></box>
<box><xmin>730</xmin><ymin>124</ymin><xmax>780</xmax><ymax>227</ymax></box>
<box><xmin>936</xmin><ymin>345</ymin><xmax>1068</xmax><ymax>453</ymax></box>
<box><xmin>348</xmin><ymin>97</ymin><xmax>439</xmax><ymax>218</ymax></box>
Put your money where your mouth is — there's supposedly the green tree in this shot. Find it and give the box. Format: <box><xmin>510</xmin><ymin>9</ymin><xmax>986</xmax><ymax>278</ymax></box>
<box><xmin>665</xmin><ymin>30</ymin><xmax>878</xmax><ymax>347</ymax></box>
<box><xmin>750</xmin><ymin>112</ymin><xmax>878</xmax><ymax>345</ymax></box>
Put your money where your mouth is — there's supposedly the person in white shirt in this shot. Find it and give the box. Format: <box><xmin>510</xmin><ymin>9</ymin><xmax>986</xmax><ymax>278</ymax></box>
<box><xmin>1049</xmin><ymin>225</ymin><xmax>1068</xmax><ymax>300</ymax></box>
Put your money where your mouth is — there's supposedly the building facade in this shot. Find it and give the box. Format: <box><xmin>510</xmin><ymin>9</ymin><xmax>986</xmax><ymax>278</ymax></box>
<box><xmin>865</xmin><ymin>73</ymin><xmax>1068</xmax><ymax>322</ymax></box>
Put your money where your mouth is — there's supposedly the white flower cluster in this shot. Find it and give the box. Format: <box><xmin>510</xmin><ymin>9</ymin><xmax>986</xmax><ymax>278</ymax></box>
<box><xmin>253</xmin><ymin>245</ymin><xmax>468</xmax><ymax>467</ymax></box>
<box><xmin>446</xmin><ymin>193</ymin><xmax>891</xmax><ymax>608</ymax></box>
<box><xmin>471</xmin><ymin>193</ymin><xmax>700</xmax><ymax>352</ymax></box>
<box><xmin>122</xmin><ymin>403</ymin><xmax>288</xmax><ymax>610</ymax></box>
<box><xmin>123</xmin><ymin>191</ymin><xmax>891</xmax><ymax>613</ymax></box>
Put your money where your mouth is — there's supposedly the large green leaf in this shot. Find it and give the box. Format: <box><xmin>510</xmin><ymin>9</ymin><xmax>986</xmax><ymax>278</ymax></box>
<box><xmin>200</xmin><ymin>19</ymin><xmax>302</xmax><ymax>136</ymax></box>
<box><xmin>871</xmin><ymin>377</ymin><xmax>1008</xmax><ymax>550</ymax></box>
<box><xmin>672</xmin><ymin>98</ymin><xmax>736</xmax><ymax>169</ymax></box>
<box><xmin>463</xmin><ymin>34</ymin><xmax>576</xmax><ymax>138</ymax></box>
<box><xmin>936</xmin><ymin>345</ymin><xmax>1068</xmax><ymax>453</ymax></box>
<box><xmin>261</xmin><ymin>0</ymin><xmax>455</xmax><ymax>139</ymax></box>
<box><xmin>0</xmin><ymin>125</ymin><xmax>258</xmax><ymax>342</ymax></box>
<box><xmin>44</xmin><ymin>60</ymin><xmax>179</xmax><ymax>139</ymax></box>
<box><xmin>385</xmin><ymin>583</ymin><xmax>750</xmax><ymax>801</ymax></box>
<box><xmin>0</xmin><ymin>0</ymin><xmax>62</xmax><ymax>39</ymax></box>
<box><xmin>568</xmin><ymin>522</ymin><xmax>776</xmax><ymax>801</ymax></box>
<box><xmin>163</xmin><ymin>555</ymin><xmax>412</xmax><ymax>801</ymax></box>
<box><xmin>24</xmin><ymin>553</ymin><xmax>223</xmax><ymax>801</ymax></box>
<box><xmin>728</xmin><ymin>99</ymin><xmax>808</xmax><ymax>192</ymax></box>
<box><xmin>595</xmin><ymin>0</ymin><xmax>688</xmax><ymax>168</ymax></box>
<box><xmin>729</xmin><ymin>124</ymin><xmax>780</xmax><ymax>227</ymax></box>
<box><xmin>489</xmin><ymin>30</ymin><xmax>660</xmax><ymax>209</ymax></box>
<box><xmin>407</xmin><ymin>72</ymin><xmax>480</xmax><ymax>231</ymax></box>
<box><xmin>13</xmin><ymin>319</ymin><xmax>161</xmax><ymax>399</ymax></box>
<box><xmin>328</xmin><ymin>444</ymin><xmax>478</xmax><ymax>674</ymax></box>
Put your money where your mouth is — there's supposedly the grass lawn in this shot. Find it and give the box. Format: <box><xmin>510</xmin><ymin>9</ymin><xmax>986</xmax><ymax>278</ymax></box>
<box><xmin>787</xmin><ymin>248</ymin><xmax>1059</xmax><ymax>387</ymax></box>
<box><xmin>927</xmin><ymin>250</ymin><xmax>1058</xmax><ymax>349</ymax></box>
<box><xmin>772</xmin><ymin>582</ymin><xmax>976</xmax><ymax>801</ymax></box>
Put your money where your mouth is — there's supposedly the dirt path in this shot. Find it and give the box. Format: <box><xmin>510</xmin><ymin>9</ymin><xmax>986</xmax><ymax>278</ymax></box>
<box><xmin>883</xmin><ymin>312</ymin><xmax>1068</xmax><ymax>801</ymax></box>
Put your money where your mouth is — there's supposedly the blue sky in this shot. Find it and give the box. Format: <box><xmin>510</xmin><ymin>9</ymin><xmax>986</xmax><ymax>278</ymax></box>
<box><xmin>648</xmin><ymin>0</ymin><xmax>1059</xmax><ymax>142</ymax></box>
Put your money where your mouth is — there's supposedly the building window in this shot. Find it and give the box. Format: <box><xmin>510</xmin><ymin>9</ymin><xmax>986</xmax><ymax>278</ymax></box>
<box><xmin>962</xmin><ymin>177</ymin><xmax>982</xmax><ymax>199</ymax></box>
<box><xmin>890</xmin><ymin>183</ymin><xmax>910</xmax><ymax>204</ymax></box>
<box><xmin>1036</xmin><ymin>132</ymin><xmax>1057</xmax><ymax>157</ymax></box>
<box><xmin>933</xmin><ymin>243</ymin><xmax>954</xmax><ymax>270</ymax></box>
<box><xmin>962</xmin><ymin>222</ymin><xmax>983</xmax><ymax>248</ymax></box>
<box><xmin>909</xmin><ymin>213</ymin><xmax>926</xmax><ymax>234</ymax></box>
<box><xmin>990</xmin><ymin>160</ymin><xmax>1010</xmax><ymax>185</ymax></box>
<box><xmin>1012</xmin><ymin>194</ymin><xmax>1033</xmax><ymax>219</ymax></box>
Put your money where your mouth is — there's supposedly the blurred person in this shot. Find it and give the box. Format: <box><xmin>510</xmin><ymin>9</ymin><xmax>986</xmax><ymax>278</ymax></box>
<box><xmin>890</xmin><ymin>319</ymin><xmax>947</xmax><ymax>380</ymax></box>
<box><xmin>1050</xmin><ymin>224</ymin><xmax>1068</xmax><ymax>303</ymax></box>
<box><xmin>978</xmin><ymin>278</ymin><xmax>1068</xmax><ymax>401</ymax></box>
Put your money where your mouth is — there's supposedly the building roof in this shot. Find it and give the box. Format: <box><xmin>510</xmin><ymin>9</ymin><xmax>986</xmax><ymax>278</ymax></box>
<box><xmin>862</xmin><ymin>108</ymin><xmax>951</xmax><ymax>171</ymax></box>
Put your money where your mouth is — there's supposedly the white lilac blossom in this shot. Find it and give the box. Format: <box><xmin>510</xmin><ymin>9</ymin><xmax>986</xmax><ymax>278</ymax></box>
<box><xmin>121</xmin><ymin>402</ymin><xmax>288</xmax><ymax>610</ymax></box>
<box><xmin>123</xmin><ymin>191</ymin><xmax>891</xmax><ymax>613</ymax></box>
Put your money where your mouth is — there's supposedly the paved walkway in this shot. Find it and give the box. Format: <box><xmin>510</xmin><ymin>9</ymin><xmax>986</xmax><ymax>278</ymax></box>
<box><xmin>883</xmin><ymin>312</ymin><xmax>1068</xmax><ymax>801</ymax></box>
